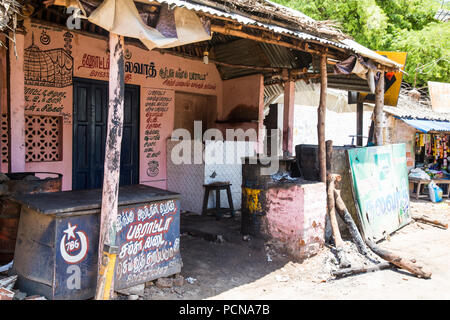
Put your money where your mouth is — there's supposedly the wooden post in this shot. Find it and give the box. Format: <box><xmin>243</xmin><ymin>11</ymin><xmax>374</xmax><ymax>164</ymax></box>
<box><xmin>356</xmin><ymin>102</ymin><xmax>363</xmax><ymax>146</ymax></box>
<box><xmin>334</xmin><ymin>189</ymin><xmax>369</xmax><ymax>256</ymax></box>
<box><xmin>412</xmin><ymin>214</ymin><xmax>448</xmax><ymax>229</ymax></box>
<box><xmin>332</xmin><ymin>262</ymin><xmax>392</xmax><ymax>278</ymax></box>
<box><xmin>327</xmin><ymin>174</ymin><xmax>343</xmax><ymax>247</ymax></box>
<box><xmin>8</xmin><ymin>33</ymin><xmax>26</xmax><ymax>173</ymax></box>
<box><xmin>373</xmin><ymin>73</ymin><xmax>384</xmax><ymax>146</ymax></box>
<box><xmin>317</xmin><ymin>54</ymin><xmax>327</xmax><ymax>183</ymax></box>
<box><xmin>282</xmin><ymin>70</ymin><xmax>295</xmax><ymax>156</ymax></box>
<box><xmin>327</xmin><ymin>173</ymin><xmax>349</xmax><ymax>268</ymax></box>
<box><xmin>95</xmin><ymin>33</ymin><xmax>125</xmax><ymax>300</ymax></box>
<box><xmin>365</xmin><ymin>239</ymin><xmax>432</xmax><ymax>279</ymax></box>
<box><xmin>326</xmin><ymin>140</ymin><xmax>333</xmax><ymax>171</ymax></box>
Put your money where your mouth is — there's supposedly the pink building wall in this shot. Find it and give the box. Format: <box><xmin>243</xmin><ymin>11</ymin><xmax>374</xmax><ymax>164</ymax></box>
<box><xmin>9</xmin><ymin>20</ymin><xmax>226</xmax><ymax>190</ymax></box>
<box><xmin>3</xmin><ymin>19</ymin><xmax>271</xmax><ymax>191</ymax></box>
<box><xmin>222</xmin><ymin>74</ymin><xmax>263</xmax><ymax>121</ymax></box>
<box><xmin>219</xmin><ymin>74</ymin><xmax>265</xmax><ymax>152</ymax></box>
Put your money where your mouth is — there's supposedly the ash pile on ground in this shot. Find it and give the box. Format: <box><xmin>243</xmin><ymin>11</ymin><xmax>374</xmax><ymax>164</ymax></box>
<box><xmin>321</xmin><ymin>240</ymin><xmax>383</xmax><ymax>278</ymax></box>
<box><xmin>265</xmin><ymin>240</ymin><xmax>385</xmax><ymax>284</ymax></box>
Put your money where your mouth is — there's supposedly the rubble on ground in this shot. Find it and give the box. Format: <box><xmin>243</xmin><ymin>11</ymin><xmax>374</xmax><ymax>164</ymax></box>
<box><xmin>314</xmin><ymin>240</ymin><xmax>384</xmax><ymax>281</ymax></box>
<box><xmin>0</xmin><ymin>269</ymin><xmax>47</xmax><ymax>300</ymax></box>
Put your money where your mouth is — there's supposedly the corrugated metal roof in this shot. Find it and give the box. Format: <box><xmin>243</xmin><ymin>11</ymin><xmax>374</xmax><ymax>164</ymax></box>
<box><xmin>382</xmin><ymin>104</ymin><xmax>450</xmax><ymax>121</ymax></box>
<box><xmin>364</xmin><ymin>89</ymin><xmax>450</xmax><ymax>121</ymax></box>
<box><xmin>264</xmin><ymin>83</ymin><xmax>283</xmax><ymax>107</ymax></box>
<box><xmin>259</xmin><ymin>42</ymin><xmax>302</xmax><ymax>69</ymax></box>
<box><xmin>151</xmin><ymin>0</ymin><xmax>403</xmax><ymax>69</ymax></box>
<box><xmin>397</xmin><ymin>118</ymin><xmax>450</xmax><ymax>133</ymax></box>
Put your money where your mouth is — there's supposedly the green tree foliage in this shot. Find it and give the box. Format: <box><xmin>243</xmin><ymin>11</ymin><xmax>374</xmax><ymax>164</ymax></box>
<box><xmin>391</xmin><ymin>22</ymin><xmax>450</xmax><ymax>85</ymax></box>
<box><xmin>274</xmin><ymin>0</ymin><xmax>449</xmax><ymax>86</ymax></box>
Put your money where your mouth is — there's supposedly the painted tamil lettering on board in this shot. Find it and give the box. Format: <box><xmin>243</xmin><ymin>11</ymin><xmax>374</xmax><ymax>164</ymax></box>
<box><xmin>114</xmin><ymin>199</ymin><xmax>182</xmax><ymax>289</ymax></box>
<box><xmin>347</xmin><ymin>143</ymin><xmax>412</xmax><ymax>242</ymax></box>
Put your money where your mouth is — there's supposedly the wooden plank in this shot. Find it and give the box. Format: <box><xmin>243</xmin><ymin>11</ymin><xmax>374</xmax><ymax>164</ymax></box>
<box><xmin>95</xmin><ymin>33</ymin><xmax>125</xmax><ymax>300</ymax></box>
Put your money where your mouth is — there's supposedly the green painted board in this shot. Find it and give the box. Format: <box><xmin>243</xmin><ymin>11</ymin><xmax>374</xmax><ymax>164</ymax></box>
<box><xmin>347</xmin><ymin>143</ymin><xmax>411</xmax><ymax>242</ymax></box>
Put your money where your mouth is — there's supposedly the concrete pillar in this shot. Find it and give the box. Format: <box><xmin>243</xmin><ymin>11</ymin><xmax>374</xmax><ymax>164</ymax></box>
<box><xmin>9</xmin><ymin>33</ymin><xmax>26</xmax><ymax>172</ymax></box>
<box><xmin>282</xmin><ymin>73</ymin><xmax>295</xmax><ymax>156</ymax></box>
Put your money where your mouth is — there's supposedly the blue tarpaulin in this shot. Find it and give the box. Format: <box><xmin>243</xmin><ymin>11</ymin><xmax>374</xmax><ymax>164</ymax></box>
<box><xmin>398</xmin><ymin>118</ymin><xmax>450</xmax><ymax>133</ymax></box>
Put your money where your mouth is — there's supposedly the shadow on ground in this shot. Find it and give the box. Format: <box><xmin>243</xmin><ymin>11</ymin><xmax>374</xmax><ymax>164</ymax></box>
<box><xmin>143</xmin><ymin>212</ymin><xmax>291</xmax><ymax>300</ymax></box>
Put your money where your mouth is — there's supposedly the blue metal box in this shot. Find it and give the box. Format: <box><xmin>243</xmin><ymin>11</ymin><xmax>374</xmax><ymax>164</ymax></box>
<box><xmin>10</xmin><ymin>184</ymin><xmax>181</xmax><ymax>300</ymax></box>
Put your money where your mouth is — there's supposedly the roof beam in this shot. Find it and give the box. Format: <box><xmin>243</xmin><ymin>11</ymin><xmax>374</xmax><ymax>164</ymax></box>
<box><xmin>210</xmin><ymin>23</ymin><xmax>347</xmax><ymax>62</ymax></box>
<box><xmin>158</xmin><ymin>48</ymin><xmax>281</xmax><ymax>72</ymax></box>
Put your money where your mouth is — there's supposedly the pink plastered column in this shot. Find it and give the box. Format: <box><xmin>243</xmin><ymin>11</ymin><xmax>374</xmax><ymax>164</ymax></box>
<box><xmin>9</xmin><ymin>33</ymin><xmax>26</xmax><ymax>172</ymax></box>
<box><xmin>283</xmin><ymin>78</ymin><xmax>295</xmax><ymax>156</ymax></box>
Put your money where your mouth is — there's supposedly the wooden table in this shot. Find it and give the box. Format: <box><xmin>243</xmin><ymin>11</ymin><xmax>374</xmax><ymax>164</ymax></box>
<box><xmin>409</xmin><ymin>177</ymin><xmax>450</xmax><ymax>200</ymax></box>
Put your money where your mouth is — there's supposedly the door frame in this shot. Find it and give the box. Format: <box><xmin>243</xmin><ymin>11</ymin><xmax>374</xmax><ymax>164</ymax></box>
<box><xmin>72</xmin><ymin>77</ymin><xmax>140</xmax><ymax>190</ymax></box>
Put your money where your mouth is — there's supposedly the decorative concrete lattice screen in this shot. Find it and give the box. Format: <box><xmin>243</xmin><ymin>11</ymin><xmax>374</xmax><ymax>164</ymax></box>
<box><xmin>1</xmin><ymin>114</ymin><xmax>8</xmax><ymax>163</ymax></box>
<box><xmin>1</xmin><ymin>114</ymin><xmax>62</xmax><ymax>163</ymax></box>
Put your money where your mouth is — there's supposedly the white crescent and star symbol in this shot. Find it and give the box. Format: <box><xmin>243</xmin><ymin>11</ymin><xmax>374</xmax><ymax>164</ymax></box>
<box><xmin>63</xmin><ymin>222</ymin><xmax>77</xmax><ymax>240</ymax></box>
<box><xmin>60</xmin><ymin>222</ymin><xmax>88</xmax><ymax>264</ymax></box>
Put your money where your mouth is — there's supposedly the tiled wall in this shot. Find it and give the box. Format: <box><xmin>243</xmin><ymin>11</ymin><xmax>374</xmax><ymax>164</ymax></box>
<box><xmin>167</xmin><ymin>140</ymin><xmax>255</xmax><ymax>214</ymax></box>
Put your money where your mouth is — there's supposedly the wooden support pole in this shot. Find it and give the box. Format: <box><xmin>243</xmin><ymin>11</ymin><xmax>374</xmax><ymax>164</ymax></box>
<box><xmin>373</xmin><ymin>73</ymin><xmax>385</xmax><ymax>146</ymax></box>
<box><xmin>282</xmin><ymin>70</ymin><xmax>295</xmax><ymax>156</ymax></box>
<box><xmin>317</xmin><ymin>54</ymin><xmax>327</xmax><ymax>183</ymax></box>
<box><xmin>356</xmin><ymin>102</ymin><xmax>363</xmax><ymax>146</ymax></box>
<box><xmin>95</xmin><ymin>33</ymin><xmax>125</xmax><ymax>300</ymax></box>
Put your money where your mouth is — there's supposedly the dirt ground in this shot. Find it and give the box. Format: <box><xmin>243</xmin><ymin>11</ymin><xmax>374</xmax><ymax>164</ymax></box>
<box><xmin>143</xmin><ymin>198</ymin><xmax>450</xmax><ymax>300</ymax></box>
